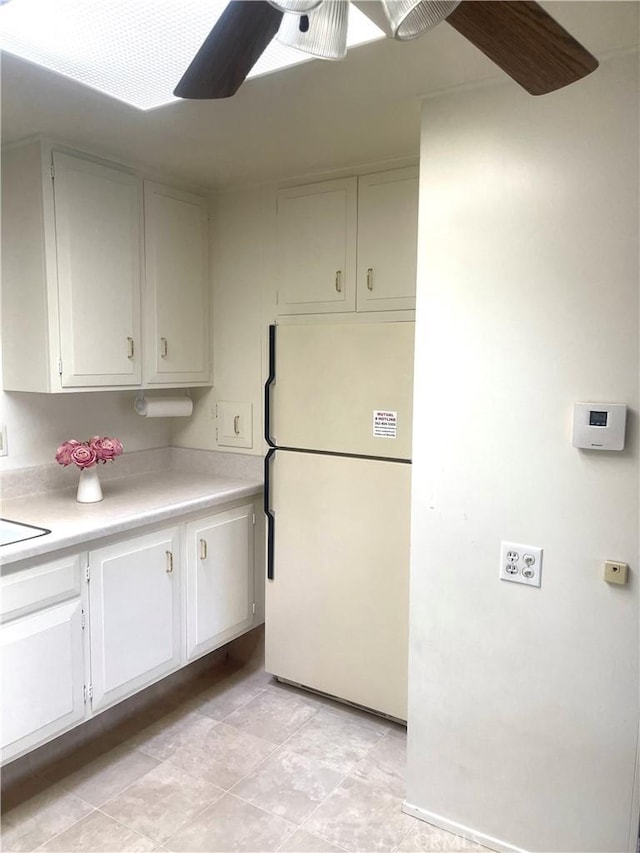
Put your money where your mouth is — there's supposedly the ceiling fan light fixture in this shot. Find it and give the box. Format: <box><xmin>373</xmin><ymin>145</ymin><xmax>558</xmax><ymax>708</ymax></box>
<box><xmin>382</xmin><ymin>0</ymin><xmax>461</xmax><ymax>40</ymax></box>
<box><xmin>277</xmin><ymin>0</ymin><xmax>349</xmax><ymax>60</ymax></box>
<box><xmin>267</xmin><ymin>0</ymin><xmax>324</xmax><ymax>13</ymax></box>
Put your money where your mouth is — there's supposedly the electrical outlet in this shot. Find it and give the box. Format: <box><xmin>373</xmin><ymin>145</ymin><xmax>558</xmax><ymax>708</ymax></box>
<box><xmin>0</xmin><ymin>423</ymin><xmax>7</xmax><ymax>457</ymax></box>
<box><xmin>500</xmin><ymin>541</ymin><xmax>543</xmax><ymax>588</ymax></box>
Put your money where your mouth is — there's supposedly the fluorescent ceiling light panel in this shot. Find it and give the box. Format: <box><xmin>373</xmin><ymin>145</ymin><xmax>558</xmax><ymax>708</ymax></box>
<box><xmin>0</xmin><ymin>0</ymin><xmax>384</xmax><ymax>110</ymax></box>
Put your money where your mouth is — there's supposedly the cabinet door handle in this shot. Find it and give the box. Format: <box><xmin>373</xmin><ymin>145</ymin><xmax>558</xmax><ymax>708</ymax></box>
<box><xmin>127</xmin><ymin>337</ymin><xmax>135</xmax><ymax>359</ymax></box>
<box><xmin>234</xmin><ymin>415</ymin><xmax>240</xmax><ymax>435</ymax></box>
<box><xmin>160</xmin><ymin>337</ymin><xmax>168</xmax><ymax>358</ymax></box>
<box><xmin>199</xmin><ymin>538</ymin><xmax>208</xmax><ymax>561</ymax></box>
<box><xmin>367</xmin><ymin>268</ymin><xmax>374</xmax><ymax>291</ymax></box>
<box><xmin>165</xmin><ymin>550</ymin><xmax>174</xmax><ymax>573</ymax></box>
<box><xmin>335</xmin><ymin>270</ymin><xmax>342</xmax><ymax>293</ymax></box>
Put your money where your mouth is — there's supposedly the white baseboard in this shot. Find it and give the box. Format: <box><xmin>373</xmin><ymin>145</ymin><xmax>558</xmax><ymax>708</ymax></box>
<box><xmin>401</xmin><ymin>801</ymin><xmax>528</xmax><ymax>853</ymax></box>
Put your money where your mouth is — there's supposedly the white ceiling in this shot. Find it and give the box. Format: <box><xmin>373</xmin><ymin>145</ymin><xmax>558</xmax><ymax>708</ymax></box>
<box><xmin>1</xmin><ymin>1</ymin><xmax>638</xmax><ymax>190</ymax></box>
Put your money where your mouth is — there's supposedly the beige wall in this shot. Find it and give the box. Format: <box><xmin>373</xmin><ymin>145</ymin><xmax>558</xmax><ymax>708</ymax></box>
<box><xmin>0</xmin><ymin>388</ymin><xmax>171</xmax><ymax>471</ymax></box>
<box><xmin>405</xmin><ymin>51</ymin><xmax>639</xmax><ymax>852</ymax></box>
<box><xmin>172</xmin><ymin>185</ymin><xmax>277</xmax><ymax>456</ymax></box>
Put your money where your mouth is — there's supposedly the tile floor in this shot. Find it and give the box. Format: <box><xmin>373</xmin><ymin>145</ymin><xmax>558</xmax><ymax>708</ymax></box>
<box><xmin>1</xmin><ymin>649</ymin><xmax>488</xmax><ymax>852</ymax></box>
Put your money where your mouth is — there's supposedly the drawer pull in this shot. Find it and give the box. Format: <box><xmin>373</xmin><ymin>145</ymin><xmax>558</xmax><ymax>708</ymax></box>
<box><xmin>127</xmin><ymin>337</ymin><xmax>135</xmax><ymax>359</ymax></box>
<box><xmin>199</xmin><ymin>539</ymin><xmax>208</xmax><ymax>561</ymax></box>
<box><xmin>161</xmin><ymin>337</ymin><xmax>168</xmax><ymax>358</ymax></box>
<box><xmin>234</xmin><ymin>415</ymin><xmax>240</xmax><ymax>436</ymax></box>
<box><xmin>165</xmin><ymin>550</ymin><xmax>174</xmax><ymax>573</ymax></box>
<box><xmin>366</xmin><ymin>267</ymin><xmax>374</xmax><ymax>291</ymax></box>
<box><xmin>335</xmin><ymin>270</ymin><xmax>342</xmax><ymax>293</ymax></box>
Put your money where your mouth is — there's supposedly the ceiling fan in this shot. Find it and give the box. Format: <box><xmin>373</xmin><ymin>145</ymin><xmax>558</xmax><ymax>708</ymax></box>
<box><xmin>174</xmin><ymin>0</ymin><xmax>599</xmax><ymax>101</ymax></box>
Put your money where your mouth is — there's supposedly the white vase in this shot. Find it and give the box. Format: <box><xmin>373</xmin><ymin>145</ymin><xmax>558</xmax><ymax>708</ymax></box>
<box><xmin>76</xmin><ymin>465</ymin><xmax>103</xmax><ymax>503</ymax></box>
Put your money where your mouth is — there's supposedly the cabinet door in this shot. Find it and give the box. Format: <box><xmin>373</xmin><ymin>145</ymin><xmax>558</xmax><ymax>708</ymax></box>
<box><xmin>144</xmin><ymin>182</ymin><xmax>211</xmax><ymax>385</ymax></box>
<box><xmin>53</xmin><ymin>152</ymin><xmax>142</xmax><ymax>387</ymax></box>
<box><xmin>186</xmin><ymin>505</ymin><xmax>254</xmax><ymax>661</ymax></box>
<box><xmin>88</xmin><ymin>527</ymin><xmax>180</xmax><ymax>712</ymax></box>
<box><xmin>277</xmin><ymin>178</ymin><xmax>357</xmax><ymax>315</ymax></box>
<box><xmin>1</xmin><ymin>599</ymin><xmax>85</xmax><ymax>763</ymax></box>
<box><xmin>356</xmin><ymin>168</ymin><xmax>418</xmax><ymax>312</ymax></box>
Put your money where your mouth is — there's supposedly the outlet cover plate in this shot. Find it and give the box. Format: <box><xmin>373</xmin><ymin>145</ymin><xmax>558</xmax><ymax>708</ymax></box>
<box><xmin>500</xmin><ymin>541</ymin><xmax>543</xmax><ymax>588</ymax></box>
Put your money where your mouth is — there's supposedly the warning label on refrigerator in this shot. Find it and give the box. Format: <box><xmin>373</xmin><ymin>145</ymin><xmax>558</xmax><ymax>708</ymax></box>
<box><xmin>373</xmin><ymin>410</ymin><xmax>397</xmax><ymax>438</ymax></box>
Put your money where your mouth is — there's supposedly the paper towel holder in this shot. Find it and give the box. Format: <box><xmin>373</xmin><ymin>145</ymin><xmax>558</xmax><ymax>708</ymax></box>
<box><xmin>134</xmin><ymin>390</ymin><xmax>146</xmax><ymax>416</ymax></box>
<box><xmin>134</xmin><ymin>390</ymin><xmax>193</xmax><ymax>418</ymax></box>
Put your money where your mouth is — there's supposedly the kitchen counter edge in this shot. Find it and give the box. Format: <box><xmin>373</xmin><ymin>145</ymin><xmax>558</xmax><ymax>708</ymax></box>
<box><xmin>1</xmin><ymin>470</ymin><xmax>263</xmax><ymax>568</ymax></box>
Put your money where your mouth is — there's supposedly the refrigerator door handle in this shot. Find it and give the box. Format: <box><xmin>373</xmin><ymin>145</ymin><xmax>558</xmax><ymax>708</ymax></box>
<box><xmin>264</xmin><ymin>324</ymin><xmax>276</xmax><ymax>448</ymax></box>
<box><xmin>264</xmin><ymin>448</ymin><xmax>276</xmax><ymax>580</ymax></box>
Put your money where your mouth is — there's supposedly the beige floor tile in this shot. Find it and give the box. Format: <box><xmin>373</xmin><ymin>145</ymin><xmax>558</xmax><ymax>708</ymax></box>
<box><xmin>164</xmin><ymin>792</ymin><xmax>296</xmax><ymax>852</ymax></box>
<box><xmin>279</xmin><ymin>828</ymin><xmax>347</xmax><ymax>852</ymax></box>
<box><xmin>396</xmin><ymin>824</ymin><xmax>492</xmax><ymax>852</ymax></box>
<box><xmin>183</xmin><ymin>672</ymin><xmax>268</xmax><ymax>721</ymax></box>
<box><xmin>39</xmin><ymin>810</ymin><xmax>156</xmax><ymax>852</ymax></box>
<box><xmin>1</xmin><ymin>781</ymin><xmax>93</xmax><ymax>852</ymax></box>
<box><xmin>43</xmin><ymin>744</ymin><xmax>161</xmax><ymax>807</ymax></box>
<box><xmin>101</xmin><ymin>761</ymin><xmax>224</xmax><ymax>843</ymax></box>
<box><xmin>165</xmin><ymin>721</ymin><xmax>276</xmax><ymax>790</ymax></box>
<box><xmin>224</xmin><ymin>691</ymin><xmax>319</xmax><ymax>745</ymax></box>
<box><xmin>284</xmin><ymin>709</ymin><xmax>385</xmax><ymax>774</ymax></box>
<box><xmin>126</xmin><ymin>709</ymin><xmax>217</xmax><ymax>761</ymax></box>
<box><xmin>302</xmin><ymin>776</ymin><xmax>414</xmax><ymax>852</ymax></box>
<box><xmin>231</xmin><ymin>748</ymin><xmax>343</xmax><ymax>824</ymax></box>
<box><xmin>351</xmin><ymin>733</ymin><xmax>406</xmax><ymax>797</ymax></box>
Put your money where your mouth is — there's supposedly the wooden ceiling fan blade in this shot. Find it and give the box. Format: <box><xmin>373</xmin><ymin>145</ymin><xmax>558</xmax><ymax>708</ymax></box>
<box><xmin>445</xmin><ymin>0</ymin><xmax>599</xmax><ymax>95</ymax></box>
<box><xmin>174</xmin><ymin>1</ymin><xmax>284</xmax><ymax>100</ymax></box>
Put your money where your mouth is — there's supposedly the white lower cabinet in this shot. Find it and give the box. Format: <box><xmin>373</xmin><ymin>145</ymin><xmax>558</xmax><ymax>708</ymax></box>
<box><xmin>88</xmin><ymin>526</ymin><xmax>181</xmax><ymax>713</ymax></box>
<box><xmin>186</xmin><ymin>504</ymin><xmax>255</xmax><ymax>661</ymax></box>
<box><xmin>0</xmin><ymin>555</ymin><xmax>86</xmax><ymax>763</ymax></box>
<box><xmin>1</xmin><ymin>498</ymin><xmax>262</xmax><ymax>765</ymax></box>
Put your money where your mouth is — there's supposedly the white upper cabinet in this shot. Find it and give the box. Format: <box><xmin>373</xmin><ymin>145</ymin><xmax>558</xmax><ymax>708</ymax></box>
<box><xmin>356</xmin><ymin>168</ymin><xmax>418</xmax><ymax>312</ymax></box>
<box><xmin>276</xmin><ymin>177</ymin><xmax>357</xmax><ymax>315</ymax></box>
<box><xmin>276</xmin><ymin>168</ymin><xmax>418</xmax><ymax>316</ymax></box>
<box><xmin>0</xmin><ymin>139</ymin><xmax>212</xmax><ymax>392</ymax></box>
<box><xmin>54</xmin><ymin>152</ymin><xmax>142</xmax><ymax>387</ymax></box>
<box><xmin>144</xmin><ymin>182</ymin><xmax>211</xmax><ymax>385</ymax></box>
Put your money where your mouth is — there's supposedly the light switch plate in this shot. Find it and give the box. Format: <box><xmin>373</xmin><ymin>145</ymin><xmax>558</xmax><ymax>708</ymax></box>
<box><xmin>216</xmin><ymin>401</ymin><xmax>253</xmax><ymax>449</ymax></box>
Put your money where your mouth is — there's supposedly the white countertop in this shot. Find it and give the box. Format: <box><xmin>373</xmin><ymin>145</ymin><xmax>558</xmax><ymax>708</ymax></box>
<box><xmin>1</xmin><ymin>470</ymin><xmax>262</xmax><ymax>567</ymax></box>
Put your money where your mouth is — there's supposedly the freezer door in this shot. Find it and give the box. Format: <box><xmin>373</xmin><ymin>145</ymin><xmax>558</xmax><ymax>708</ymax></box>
<box><xmin>265</xmin><ymin>450</ymin><xmax>410</xmax><ymax>720</ymax></box>
<box><xmin>271</xmin><ymin>322</ymin><xmax>414</xmax><ymax>459</ymax></box>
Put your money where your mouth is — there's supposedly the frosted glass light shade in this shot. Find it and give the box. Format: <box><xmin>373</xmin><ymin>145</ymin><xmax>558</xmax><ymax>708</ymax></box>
<box><xmin>268</xmin><ymin>0</ymin><xmax>324</xmax><ymax>12</ymax></box>
<box><xmin>277</xmin><ymin>0</ymin><xmax>349</xmax><ymax>60</ymax></box>
<box><xmin>382</xmin><ymin>0</ymin><xmax>460</xmax><ymax>40</ymax></box>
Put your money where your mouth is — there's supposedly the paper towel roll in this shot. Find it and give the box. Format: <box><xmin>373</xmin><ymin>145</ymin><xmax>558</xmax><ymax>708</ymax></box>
<box><xmin>134</xmin><ymin>396</ymin><xmax>193</xmax><ymax>418</ymax></box>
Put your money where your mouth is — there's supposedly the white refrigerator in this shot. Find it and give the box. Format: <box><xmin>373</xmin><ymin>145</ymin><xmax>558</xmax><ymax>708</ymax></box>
<box><xmin>264</xmin><ymin>321</ymin><xmax>414</xmax><ymax>720</ymax></box>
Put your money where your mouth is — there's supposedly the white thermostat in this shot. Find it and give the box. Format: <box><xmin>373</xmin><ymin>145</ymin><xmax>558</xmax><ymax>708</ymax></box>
<box><xmin>572</xmin><ymin>402</ymin><xmax>627</xmax><ymax>451</ymax></box>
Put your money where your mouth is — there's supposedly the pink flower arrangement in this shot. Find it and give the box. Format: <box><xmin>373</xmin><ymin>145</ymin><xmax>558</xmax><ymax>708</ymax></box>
<box><xmin>56</xmin><ymin>436</ymin><xmax>124</xmax><ymax>469</ymax></box>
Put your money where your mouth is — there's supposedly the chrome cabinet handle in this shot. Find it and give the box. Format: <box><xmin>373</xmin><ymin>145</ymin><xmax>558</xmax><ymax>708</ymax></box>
<box><xmin>160</xmin><ymin>337</ymin><xmax>168</xmax><ymax>358</ymax></box>
<box><xmin>127</xmin><ymin>337</ymin><xmax>134</xmax><ymax>359</ymax></box>
<box><xmin>367</xmin><ymin>268</ymin><xmax>374</xmax><ymax>291</ymax></box>
<box><xmin>234</xmin><ymin>415</ymin><xmax>240</xmax><ymax>436</ymax></box>
<box><xmin>165</xmin><ymin>550</ymin><xmax>173</xmax><ymax>573</ymax></box>
<box><xmin>335</xmin><ymin>270</ymin><xmax>342</xmax><ymax>293</ymax></box>
<box><xmin>199</xmin><ymin>538</ymin><xmax>208</xmax><ymax>561</ymax></box>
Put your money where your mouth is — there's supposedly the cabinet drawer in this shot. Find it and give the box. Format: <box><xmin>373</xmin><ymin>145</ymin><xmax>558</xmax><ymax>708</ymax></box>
<box><xmin>1</xmin><ymin>555</ymin><xmax>82</xmax><ymax>622</ymax></box>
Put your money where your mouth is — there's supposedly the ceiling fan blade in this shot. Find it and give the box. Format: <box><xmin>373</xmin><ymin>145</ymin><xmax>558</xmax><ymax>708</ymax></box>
<box><xmin>445</xmin><ymin>0</ymin><xmax>598</xmax><ymax>95</ymax></box>
<box><xmin>174</xmin><ymin>1</ymin><xmax>284</xmax><ymax>100</ymax></box>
